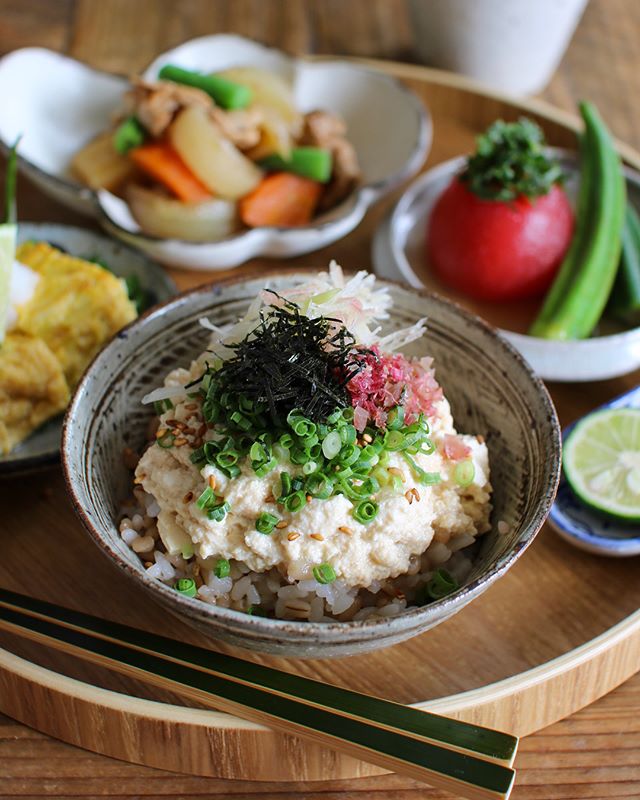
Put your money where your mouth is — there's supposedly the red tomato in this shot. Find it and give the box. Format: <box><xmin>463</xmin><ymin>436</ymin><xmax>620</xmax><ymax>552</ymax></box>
<box><xmin>426</xmin><ymin>178</ymin><xmax>574</xmax><ymax>301</ymax></box>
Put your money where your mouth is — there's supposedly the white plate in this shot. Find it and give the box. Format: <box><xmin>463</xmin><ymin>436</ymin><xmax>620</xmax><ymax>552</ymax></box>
<box><xmin>0</xmin><ymin>36</ymin><xmax>431</xmax><ymax>270</ymax></box>
<box><xmin>0</xmin><ymin>223</ymin><xmax>176</xmax><ymax>477</ymax></box>
<box><xmin>373</xmin><ymin>149</ymin><xmax>640</xmax><ymax>382</ymax></box>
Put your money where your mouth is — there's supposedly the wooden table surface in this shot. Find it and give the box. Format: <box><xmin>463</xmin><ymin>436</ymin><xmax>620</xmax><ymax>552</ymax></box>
<box><xmin>2</xmin><ymin>1</ymin><xmax>640</xmax><ymax>797</ymax></box>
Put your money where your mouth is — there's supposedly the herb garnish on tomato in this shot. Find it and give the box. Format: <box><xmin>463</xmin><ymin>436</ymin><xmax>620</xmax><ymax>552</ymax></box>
<box><xmin>427</xmin><ymin>118</ymin><xmax>574</xmax><ymax>302</ymax></box>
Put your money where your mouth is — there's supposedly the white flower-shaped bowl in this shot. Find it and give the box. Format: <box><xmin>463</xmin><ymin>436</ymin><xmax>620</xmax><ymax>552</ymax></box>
<box><xmin>0</xmin><ymin>36</ymin><xmax>431</xmax><ymax>270</ymax></box>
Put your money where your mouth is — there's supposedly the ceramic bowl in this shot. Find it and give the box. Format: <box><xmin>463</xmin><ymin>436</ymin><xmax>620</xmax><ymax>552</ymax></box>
<box><xmin>373</xmin><ymin>150</ymin><xmax>640</xmax><ymax>382</ymax></box>
<box><xmin>62</xmin><ymin>271</ymin><xmax>561</xmax><ymax>658</ymax></box>
<box><xmin>549</xmin><ymin>386</ymin><xmax>640</xmax><ymax>557</ymax></box>
<box><xmin>0</xmin><ymin>222</ymin><xmax>176</xmax><ymax>478</ymax></box>
<box><xmin>0</xmin><ymin>35</ymin><xmax>431</xmax><ymax>270</ymax></box>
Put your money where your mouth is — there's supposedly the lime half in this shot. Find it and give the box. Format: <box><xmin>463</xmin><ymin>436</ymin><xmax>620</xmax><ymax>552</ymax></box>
<box><xmin>0</xmin><ymin>223</ymin><xmax>16</xmax><ymax>344</ymax></box>
<box><xmin>563</xmin><ymin>407</ymin><xmax>640</xmax><ymax>522</ymax></box>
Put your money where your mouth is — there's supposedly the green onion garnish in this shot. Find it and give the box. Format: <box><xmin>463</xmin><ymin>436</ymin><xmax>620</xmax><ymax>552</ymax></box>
<box><xmin>255</xmin><ymin>512</ymin><xmax>279</xmax><ymax>535</ymax></box>
<box><xmin>153</xmin><ymin>398</ymin><xmax>173</xmax><ymax>415</ymax></box>
<box><xmin>352</xmin><ymin>499</ymin><xmax>379</xmax><ymax>524</ymax></box>
<box><xmin>313</xmin><ymin>563</ymin><xmax>337</xmax><ymax>584</ymax></box>
<box><xmin>454</xmin><ymin>460</ymin><xmax>476</xmax><ymax>487</ymax></box>
<box><xmin>279</xmin><ymin>471</ymin><xmax>292</xmax><ymax>499</ymax></box>
<box><xmin>196</xmin><ymin>486</ymin><xmax>216</xmax><ymax>510</ymax></box>
<box><xmin>322</xmin><ymin>430</ymin><xmax>342</xmax><ymax>459</ymax></box>
<box><xmin>403</xmin><ymin>453</ymin><xmax>441</xmax><ymax>485</ymax></box>
<box><xmin>339</xmin><ymin>443</ymin><xmax>361</xmax><ymax>466</ymax></box>
<box><xmin>207</xmin><ymin>502</ymin><xmax>229</xmax><ymax>522</ymax></box>
<box><xmin>214</xmin><ymin>559</ymin><xmax>231</xmax><ymax>578</ymax></box>
<box><xmin>284</xmin><ymin>491</ymin><xmax>306</xmax><ymax>514</ymax></box>
<box><xmin>279</xmin><ymin>433</ymin><xmax>294</xmax><ymax>449</ymax></box>
<box><xmin>386</xmin><ymin>406</ymin><xmax>405</xmax><ymax>430</ymax></box>
<box><xmin>426</xmin><ymin>568</ymin><xmax>458</xmax><ymax>600</ymax></box>
<box><xmin>216</xmin><ymin>450</ymin><xmax>239</xmax><ymax>468</ymax></box>
<box><xmin>175</xmin><ymin>578</ymin><xmax>197</xmax><ymax>598</ymax></box>
<box><xmin>156</xmin><ymin>432</ymin><xmax>175</xmax><ymax>449</ymax></box>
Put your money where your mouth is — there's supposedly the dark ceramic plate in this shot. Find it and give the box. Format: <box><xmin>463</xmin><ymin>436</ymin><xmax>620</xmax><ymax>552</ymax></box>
<box><xmin>0</xmin><ymin>222</ymin><xmax>176</xmax><ymax>477</ymax></box>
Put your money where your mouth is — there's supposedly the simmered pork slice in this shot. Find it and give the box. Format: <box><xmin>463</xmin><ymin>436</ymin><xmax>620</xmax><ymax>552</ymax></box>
<box><xmin>123</xmin><ymin>77</ymin><xmax>213</xmax><ymax>137</ymax></box>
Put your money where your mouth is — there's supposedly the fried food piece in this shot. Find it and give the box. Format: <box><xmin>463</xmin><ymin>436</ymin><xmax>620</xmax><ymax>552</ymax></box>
<box><xmin>0</xmin><ymin>332</ymin><xmax>69</xmax><ymax>455</ymax></box>
<box><xmin>14</xmin><ymin>242</ymin><xmax>137</xmax><ymax>388</ymax></box>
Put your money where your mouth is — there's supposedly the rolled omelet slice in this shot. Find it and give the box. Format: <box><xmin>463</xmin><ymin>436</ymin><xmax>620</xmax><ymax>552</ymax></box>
<box><xmin>13</xmin><ymin>242</ymin><xmax>137</xmax><ymax>388</ymax></box>
<box><xmin>0</xmin><ymin>331</ymin><xmax>70</xmax><ymax>455</ymax></box>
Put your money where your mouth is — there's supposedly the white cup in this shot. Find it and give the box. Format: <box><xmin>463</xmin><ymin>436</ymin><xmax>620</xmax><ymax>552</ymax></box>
<box><xmin>408</xmin><ymin>0</ymin><xmax>589</xmax><ymax>95</ymax></box>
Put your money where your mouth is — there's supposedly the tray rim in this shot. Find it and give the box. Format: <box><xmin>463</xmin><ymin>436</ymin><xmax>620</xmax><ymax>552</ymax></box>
<box><xmin>4</xmin><ymin>54</ymin><xmax>640</xmax><ymax>782</ymax></box>
<box><xmin>0</xmin><ymin>603</ymin><xmax>639</xmax><ymax>779</ymax></box>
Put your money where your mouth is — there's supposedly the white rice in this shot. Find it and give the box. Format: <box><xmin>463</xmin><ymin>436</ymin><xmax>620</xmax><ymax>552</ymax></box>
<box><xmin>118</xmin><ymin>486</ymin><xmax>481</xmax><ymax>623</ymax></box>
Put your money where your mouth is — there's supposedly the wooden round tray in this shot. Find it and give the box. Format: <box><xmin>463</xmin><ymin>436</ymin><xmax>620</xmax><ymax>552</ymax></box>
<box><xmin>2</xmin><ymin>58</ymin><xmax>640</xmax><ymax>782</ymax></box>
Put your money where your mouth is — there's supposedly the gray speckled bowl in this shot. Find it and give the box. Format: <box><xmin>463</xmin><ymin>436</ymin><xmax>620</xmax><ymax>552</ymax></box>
<box><xmin>62</xmin><ymin>271</ymin><xmax>561</xmax><ymax>658</ymax></box>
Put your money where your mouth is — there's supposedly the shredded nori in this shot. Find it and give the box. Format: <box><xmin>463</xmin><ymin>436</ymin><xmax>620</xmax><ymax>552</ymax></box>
<box><xmin>203</xmin><ymin>296</ymin><xmax>366</xmax><ymax>424</ymax></box>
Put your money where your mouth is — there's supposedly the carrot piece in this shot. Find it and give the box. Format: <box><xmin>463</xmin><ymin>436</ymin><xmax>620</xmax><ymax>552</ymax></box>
<box><xmin>129</xmin><ymin>142</ymin><xmax>212</xmax><ymax>202</ymax></box>
<box><xmin>239</xmin><ymin>172</ymin><xmax>323</xmax><ymax>227</ymax></box>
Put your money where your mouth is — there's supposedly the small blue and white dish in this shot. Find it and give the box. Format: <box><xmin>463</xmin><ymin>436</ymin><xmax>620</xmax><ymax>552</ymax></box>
<box><xmin>549</xmin><ymin>385</ymin><xmax>640</xmax><ymax>557</ymax></box>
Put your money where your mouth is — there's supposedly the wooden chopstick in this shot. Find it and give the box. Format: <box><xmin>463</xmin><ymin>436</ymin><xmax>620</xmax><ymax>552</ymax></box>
<box><xmin>0</xmin><ymin>589</ymin><xmax>516</xmax><ymax>800</ymax></box>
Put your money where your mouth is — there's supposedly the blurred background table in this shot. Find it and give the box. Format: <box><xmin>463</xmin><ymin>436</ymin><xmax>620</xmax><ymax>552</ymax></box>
<box><xmin>1</xmin><ymin>1</ymin><xmax>639</xmax><ymax>798</ymax></box>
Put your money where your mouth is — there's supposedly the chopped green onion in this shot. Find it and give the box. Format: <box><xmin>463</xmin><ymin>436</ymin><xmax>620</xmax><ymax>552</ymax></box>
<box><xmin>190</xmin><ymin>446</ymin><xmax>206</xmax><ymax>467</ymax></box>
<box><xmin>196</xmin><ymin>486</ymin><xmax>216</xmax><ymax>509</ymax></box>
<box><xmin>250</xmin><ymin>442</ymin><xmax>266</xmax><ymax>462</ymax></box>
<box><xmin>403</xmin><ymin>453</ymin><xmax>441</xmax><ymax>485</ymax></box>
<box><xmin>153</xmin><ymin>398</ymin><xmax>174</xmax><ymax>415</ymax></box>
<box><xmin>384</xmin><ymin>430</ymin><xmax>405</xmax><ymax>451</ymax></box>
<box><xmin>175</xmin><ymin>578</ymin><xmax>197</xmax><ymax>598</ymax></box>
<box><xmin>454</xmin><ymin>460</ymin><xmax>476</xmax><ymax>487</ymax></box>
<box><xmin>216</xmin><ymin>450</ymin><xmax>239</xmax><ymax>468</ymax></box>
<box><xmin>322</xmin><ymin>430</ymin><xmax>342</xmax><ymax>459</ymax></box>
<box><xmin>339</xmin><ymin>443</ymin><xmax>360</xmax><ymax>466</ymax></box>
<box><xmin>339</xmin><ymin>425</ymin><xmax>357</xmax><ymax>445</ymax></box>
<box><xmin>308</xmin><ymin>443</ymin><xmax>322</xmax><ymax>460</ymax></box>
<box><xmin>279</xmin><ymin>433</ymin><xmax>294</xmax><ymax>449</ymax></box>
<box><xmin>292</xmin><ymin>417</ymin><xmax>316</xmax><ymax>437</ymax></box>
<box><xmin>357</xmin><ymin>444</ymin><xmax>380</xmax><ymax>468</ymax></box>
<box><xmin>302</xmin><ymin>460</ymin><xmax>318</xmax><ymax>475</ymax></box>
<box><xmin>254</xmin><ymin>457</ymin><xmax>277</xmax><ymax>477</ymax></box>
<box><xmin>279</xmin><ymin>471</ymin><xmax>292</xmax><ymax>498</ymax></box>
<box><xmin>113</xmin><ymin>116</ymin><xmax>146</xmax><ymax>154</ymax></box>
<box><xmin>284</xmin><ymin>491</ymin><xmax>306</xmax><ymax>513</ymax></box>
<box><xmin>207</xmin><ymin>502</ymin><xmax>229</xmax><ymax>522</ymax></box>
<box><xmin>230</xmin><ymin>411</ymin><xmax>252</xmax><ymax>431</ymax></box>
<box><xmin>256</xmin><ymin>512</ymin><xmax>279</xmax><ymax>534</ymax></box>
<box><xmin>246</xmin><ymin>604</ymin><xmax>266</xmax><ymax>616</ymax></box>
<box><xmin>158</xmin><ymin>64</ymin><xmax>252</xmax><ymax>109</ymax></box>
<box><xmin>313</xmin><ymin>563</ymin><xmax>337</xmax><ymax>584</ymax></box>
<box><xmin>289</xmin><ymin>448</ymin><xmax>309</xmax><ymax>465</ymax></box>
<box><xmin>214</xmin><ymin>558</ymin><xmax>231</xmax><ymax>578</ymax></box>
<box><xmin>426</xmin><ymin>568</ymin><xmax>458</xmax><ymax>600</ymax></box>
<box><xmin>156</xmin><ymin>432</ymin><xmax>175</xmax><ymax>449</ymax></box>
<box><xmin>306</xmin><ymin>473</ymin><xmax>334</xmax><ymax>499</ymax></box>
<box><xmin>386</xmin><ymin>406</ymin><xmax>405</xmax><ymax>430</ymax></box>
<box><xmin>352</xmin><ymin>499</ymin><xmax>379</xmax><ymax>524</ymax></box>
